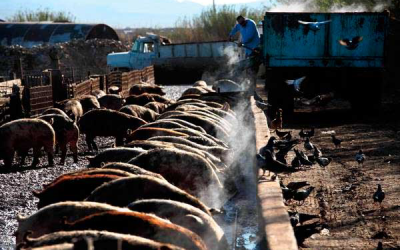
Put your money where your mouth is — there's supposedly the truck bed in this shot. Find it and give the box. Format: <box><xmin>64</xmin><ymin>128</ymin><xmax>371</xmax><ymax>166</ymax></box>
<box><xmin>263</xmin><ymin>12</ymin><xmax>389</xmax><ymax>68</ymax></box>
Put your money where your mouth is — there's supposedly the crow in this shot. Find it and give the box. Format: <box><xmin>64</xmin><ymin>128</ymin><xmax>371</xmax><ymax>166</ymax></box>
<box><xmin>355</xmin><ymin>150</ymin><xmax>366</xmax><ymax>166</ymax></box>
<box><xmin>373</xmin><ymin>184</ymin><xmax>385</xmax><ymax>207</ymax></box>
<box><xmin>313</xmin><ymin>145</ymin><xmax>322</xmax><ymax>158</ymax></box>
<box><xmin>339</xmin><ymin>36</ymin><xmax>363</xmax><ymax>50</ymax></box>
<box><xmin>331</xmin><ymin>135</ymin><xmax>342</xmax><ymax>148</ymax></box>
<box><xmin>294</xmin><ymin>149</ymin><xmax>313</xmax><ymax>166</ymax></box>
<box><xmin>286</xmin><ymin>181</ymin><xmax>310</xmax><ymax>191</ymax></box>
<box><xmin>304</xmin><ymin>137</ymin><xmax>314</xmax><ymax>151</ymax></box>
<box><xmin>293</xmin><ymin>187</ymin><xmax>315</xmax><ymax>205</ymax></box>
<box><xmin>316</xmin><ymin>157</ymin><xmax>332</xmax><ymax>167</ymax></box>
<box><xmin>298</xmin><ymin>20</ymin><xmax>332</xmax><ymax>31</ymax></box>
<box><xmin>275</xmin><ymin>129</ymin><xmax>291</xmax><ymax>139</ymax></box>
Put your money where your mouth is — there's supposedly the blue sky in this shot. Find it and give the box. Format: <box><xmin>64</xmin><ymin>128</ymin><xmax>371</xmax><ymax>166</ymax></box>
<box><xmin>0</xmin><ymin>0</ymin><xmax>270</xmax><ymax>28</ymax></box>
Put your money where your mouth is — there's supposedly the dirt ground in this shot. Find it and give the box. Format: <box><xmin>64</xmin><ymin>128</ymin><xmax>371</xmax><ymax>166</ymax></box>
<box><xmin>276</xmin><ymin>93</ymin><xmax>400</xmax><ymax>249</ymax></box>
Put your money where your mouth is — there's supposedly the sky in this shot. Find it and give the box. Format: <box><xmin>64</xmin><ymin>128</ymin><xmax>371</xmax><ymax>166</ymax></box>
<box><xmin>0</xmin><ymin>0</ymin><xmax>270</xmax><ymax>28</ymax></box>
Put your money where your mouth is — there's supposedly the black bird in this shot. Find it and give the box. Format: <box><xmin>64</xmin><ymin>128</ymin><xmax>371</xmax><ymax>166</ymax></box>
<box><xmin>294</xmin><ymin>222</ymin><xmax>323</xmax><ymax>247</ymax></box>
<box><xmin>298</xmin><ymin>20</ymin><xmax>332</xmax><ymax>31</ymax></box>
<box><xmin>316</xmin><ymin>157</ymin><xmax>332</xmax><ymax>167</ymax></box>
<box><xmin>313</xmin><ymin>145</ymin><xmax>322</xmax><ymax>158</ymax></box>
<box><xmin>294</xmin><ymin>149</ymin><xmax>313</xmax><ymax>166</ymax></box>
<box><xmin>289</xmin><ymin>211</ymin><xmax>300</xmax><ymax>227</ymax></box>
<box><xmin>305</xmin><ymin>128</ymin><xmax>315</xmax><ymax>138</ymax></box>
<box><xmin>276</xmin><ymin>143</ymin><xmax>296</xmax><ymax>164</ymax></box>
<box><xmin>339</xmin><ymin>36</ymin><xmax>363</xmax><ymax>50</ymax></box>
<box><xmin>373</xmin><ymin>184</ymin><xmax>385</xmax><ymax>206</ymax></box>
<box><xmin>281</xmin><ymin>185</ymin><xmax>295</xmax><ymax>201</ymax></box>
<box><xmin>299</xmin><ymin>129</ymin><xmax>306</xmax><ymax>139</ymax></box>
<box><xmin>286</xmin><ymin>181</ymin><xmax>310</xmax><ymax>191</ymax></box>
<box><xmin>355</xmin><ymin>150</ymin><xmax>366</xmax><ymax>166</ymax></box>
<box><xmin>274</xmin><ymin>139</ymin><xmax>300</xmax><ymax>150</ymax></box>
<box><xmin>291</xmin><ymin>156</ymin><xmax>301</xmax><ymax>169</ymax></box>
<box><xmin>263</xmin><ymin>151</ymin><xmax>297</xmax><ymax>176</ymax></box>
<box><xmin>331</xmin><ymin>135</ymin><xmax>342</xmax><ymax>148</ymax></box>
<box><xmin>304</xmin><ymin>138</ymin><xmax>314</xmax><ymax>151</ymax></box>
<box><xmin>293</xmin><ymin>186</ymin><xmax>315</xmax><ymax>204</ymax></box>
<box><xmin>275</xmin><ymin>129</ymin><xmax>291</xmax><ymax>139</ymax></box>
<box><xmin>288</xmin><ymin>211</ymin><xmax>320</xmax><ymax>226</ymax></box>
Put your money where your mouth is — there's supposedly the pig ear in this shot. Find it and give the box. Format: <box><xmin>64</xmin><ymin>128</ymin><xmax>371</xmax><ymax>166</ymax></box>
<box><xmin>126</xmin><ymin>129</ymin><xmax>133</xmax><ymax>136</ymax></box>
<box><xmin>222</xmin><ymin>102</ymin><xmax>230</xmax><ymax>111</ymax></box>
<box><xmin>100</xmin><ymin>162</ymin><xmax>106</xmax><ymax>167</ymax></box>
<box><xmin>49</xmin><ymin>118</ymin><xmax>54</xmax><ymax>125</ymax></box>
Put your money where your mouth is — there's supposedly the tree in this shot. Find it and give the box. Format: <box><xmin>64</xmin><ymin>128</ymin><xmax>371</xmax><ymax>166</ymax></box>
<box><xmin>8</xmin><ymin>8</ymin><xmax>75</xmax><ymax>22</ymax></box>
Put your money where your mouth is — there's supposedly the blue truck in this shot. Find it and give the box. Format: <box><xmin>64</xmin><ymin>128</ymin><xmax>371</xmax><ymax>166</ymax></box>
<box><xmin>108</xmin><ymin>11</ymin><xmax>389</xmax><ymax>111</ymax></box>
<box><xmin>262</xmin><ymin>11</ymin><xmax>389</xmax><ymax>113</ymax></box>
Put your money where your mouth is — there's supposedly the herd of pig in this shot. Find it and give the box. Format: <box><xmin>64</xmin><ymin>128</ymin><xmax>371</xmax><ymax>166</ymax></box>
<box><xmin>0</xmin><ymin>80</ymin><xmax>242</xmax><ymax>250</ymax></box>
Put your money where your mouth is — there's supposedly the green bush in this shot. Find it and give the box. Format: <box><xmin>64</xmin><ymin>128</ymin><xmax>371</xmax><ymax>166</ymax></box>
<box><xmin>162</xmin><ymin>5</ymin><xmax>268</xmax><ymax>43</ymax></box>
<box><xmin>8</xmin><ymin>8</ymin><xmax>75</xmax><ymax>22</ymax></box>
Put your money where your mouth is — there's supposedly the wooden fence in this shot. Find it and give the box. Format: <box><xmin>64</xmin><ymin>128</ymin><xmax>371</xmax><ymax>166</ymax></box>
<box><xmin>68</xmin><ymin>78</ymin><xmax>101</xmax><ymax>99</ymax></box>
<box><xmin>106</xmin><ymin>66</ymin><xmax>155</xmax><ymax>97</ymax></box>
<box><xmin>25</xmin><ymin>85</ymin><xmax>53</xmax><ymax>117</ymax></box>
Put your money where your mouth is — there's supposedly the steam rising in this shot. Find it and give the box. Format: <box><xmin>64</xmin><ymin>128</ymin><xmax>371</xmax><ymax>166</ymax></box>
<box><xmin>270</xmin><ymin>0</ymin><xmax>391</xmax><ymax>12</ymax></box>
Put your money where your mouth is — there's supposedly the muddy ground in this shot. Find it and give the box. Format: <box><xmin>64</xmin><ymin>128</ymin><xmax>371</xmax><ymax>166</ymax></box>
<box><xmin>275</xmin><ymin>93</ymin><xmax>400</xmax><ymax>249</ymax></box>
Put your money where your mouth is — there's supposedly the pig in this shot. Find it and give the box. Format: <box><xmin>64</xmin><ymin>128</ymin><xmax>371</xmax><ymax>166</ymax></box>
<box><xmin>129</xmin><ymin>83</ymin><xmax>166</xmax><ymax>96</ymax></box>
<box><xmin>141</xmin><ymin>120</ymin><xmax>205</xmax><ymax>134</ymax></box>
<box><xmin>125</xmin><ymin>127</ymin><xmax>188</xmax><ymax>143</ymax></box>
<box><xmin>124</xmin><ymin>140</ymin><xmax>226</xmax><ymax>172</ymax></box>
<box><xmin>42</xmin><ymin>108</ymin><xmax>69</xmax><ymax>118</ymax></box>
<box><xmin>154</xmin><ymin>119</ymin><xmax>207</xmax><ymax>133</ymax></box>
<box><xmin>18</xmin><ymin>230</ymin><xmax>184</xmax><ymax>250</ymax></box>
<box><xmin>77</xmin><ymin>95</ymin><xmax>100</xmax><ymax>114</ymax></box>
<box><xmin>108</xmin><ymin>85</ymin><xmax>120</xmax><ymax>94</ymax></box>
<box><xmin>33</xmin><ymin>173</ymin><xmax>123</xmax><ymax>209</ymax></box>
<box><xmin>85</xmin><ymin>175</ymin><xmax>211</xmax><ymax>215</ymax></box>
<box><xmin>147</xmin><ymin>136</ymin><xmax>229</xmax><ymax>160</ymax></box>
<box><xmin>78</xmin><ymin>109</ymin><xmax>147</xmax><ymax>150</ymax></box>
<box><xmin>98</xmin><ymin>94</ymin><xmax>125</xmax><ymax>110</ymax></box>
<box><xmin>166</xmin><ymin>114</ymin><xmax>229</xmax><ymax>141</ymax></box>
<box><xmin>193</xmin><ymin>80</ymin><xmax>208</xmax><ymax>88</ymax></box>
<box><xmin>157</xmin><ymin>111</ymin><xmax>186</xmax><ymax>120</ymax></box>
<box><xmin>91</xmin><ymin>89</ymin><xmax>106</xmax><ymax>99</ymax></box>
<box><xmin>125</xmin><ymin>93</ymin><xmax>171</xmax><ymax>106</ymax></box>
<box><xmin>86</xmin><ymin>147</ymin><xmax>146</xmax><ymax>168</ymax></box>
<box><xmin>144</xmin><ymin>101</ymin><xmax>167</xmax><ymax>113</ymax></box>
<box><xmin>167</xmin><ymin>99</ymin><xmax>226</xmax><ymax>111</ymax></box>
<box><xmin>15</xmin><ymin>201</ymin><xmax>130</xmax><ymax>243</ymax></box>
<box><xmin>63</xmin><ymin>100</ymin><xmax>83</xmax><ymax>122</ymax></box>
<box><xmin>38</xmin><ymin>114</ymin><xmax>79</xmax><ymax>165</ymax></box>
<box><xmin>128</xmin><ymin>199</ymin><xmax>229</xmax><ymax>250</ymax></box>
<box><xmin>0</xmin><ymin>119</ymin><xmax>55</xmax><ymax>167</ymax></box>
<box><xmin>73</xmin><ymin>168</ymin><xmax>134</xmax><ymax>178</ymax></box>
<box><xmin>128</xmin><ymin>148</ymin><xmax>223</xmax><ymax>199</ymax></box>
<box><xmin>181</xmin><ymin>87</ymin><xmax>212</xmax><ymax>96</ymax></box>
<box><xmin>65</xmin><ymin>211</ymin><xmax>207</xmax><ymax>250</ymax></box>
<box><xmin>101</xmin><ymin>162</ymin><xmax>166</xmax><ymax>181</ymax></box>
<box><xmin>119</xmin><ymin>104</ymin><xmax>159</xmax><ymax>122</ymax></box>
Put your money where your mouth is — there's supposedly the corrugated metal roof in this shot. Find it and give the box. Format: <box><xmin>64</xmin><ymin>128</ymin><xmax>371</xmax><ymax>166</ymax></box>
<box><xmin>0</xmin><ymin>22</ymin><xmax>119</xmax><ymax>48</ymax></box>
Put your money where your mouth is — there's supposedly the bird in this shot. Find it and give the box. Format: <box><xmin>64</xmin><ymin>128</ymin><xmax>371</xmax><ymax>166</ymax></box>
<box><xmin>288</xmin><ymin>211</ymin><xmax>320</xmax><ymax>226</ymax></box>
<box><xmin>313</xmin><ymin>146</ymin><xmax>322</xmax><ymax>158</ymax></box>
<box><xmin>255</xmin><ymin>100</ymin><xmax>271</xmax><ymax>111</ymax></box>
<box><xmin>316</xmin><ymin>157</ymin><xmax>332</xmax><ymax>167</ymax></box>
<box><xmin>263</xmin><ymin>151</ymin><xmax>297</xmax><ymax>176</ymax></box>
<box><xmin>376</xmin><ymin>241</ymin><xmax>383</xmax><ymax>250</ymax></box>
<box><xmin>281</xmin><ymin>184</ymin><xmax>295</xmax><ymax>201</ymax></box>
<box><xmin>304</xmin><ymin>138</ymin><xmax>314</xmax><ymax>151</ymax></box>
<box><xmin>355</xmin><ymin>150</ymin><xmax>366</xmax><ymax>166</ymax></box>
<box><xmin>270</xmin><ymin>108</ymin><xmax>283</xmax><ymax>129</ymax></box>
<box><xmin>285</xmin><ymin>76</ymin><xmax>306</xmax><ymax>93</ymax></box>
<box><xmin>289</xmin><ymin>211</ymin><xmax>300</xmax><ymax>227</ymax></box>
<box><xmin>373</xmin><ymin>184</ymin><xmax>385</xmax><ymax>207</ymax></box>
<box><xmin>305</xmin><ymin>128</ymin><xmax>315</xmax><ymax>138</ymax></box>
<box><xmin>286</xmin><ymin>181</ymin><xmax>310</xmax><ymax>190</ymax></box>
<box><xmin>276</xmin><ymin>144</ymin><xmax>296</xmax><ymax>164</ymax></box>
<box><xmin>339</xmin><ymin>36</ymin><xmax>363</xmax><ymax>50</ymax></box>
<box><xmin>275</xmin><ymin>129</ymin><xmax>291</xmax><ymax>139</ymax></box>
<box><xmin>331</xmin><ymin>135</ymin><xmax>342</xmax><ymax>148</ymax></box>
<box><xmin>291</xmin><ymin>156</ymin><xmax>301</xmax><ymax>169</ymax></box>
<box><xmin>294</xmin><ymin>149</ymin><xmax>313</xmax><ymax>166</ymax></box>
<box><xmin>299</xmin><ymin>129</ymin><xmax>306</xmax><ymax>139</ymax></box>
<box><xmin>293</xmin><ymin>186</ymin><xmax>315</xmax><ymax>205</ymax></box>
<box><xmin>298</xmin><ymin>20</ymin><xmax>332</xmax><ymax>31</ymax></box>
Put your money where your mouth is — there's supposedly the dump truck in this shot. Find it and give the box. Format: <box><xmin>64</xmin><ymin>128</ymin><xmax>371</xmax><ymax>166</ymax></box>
<box><xmin>107</xmin><ymin>34</ymin><xmax>241</xmax><ymax>84</ymax></box>
<box><xmin>262</xmin><ymin>11</ymin><xmax>389</xmax><ymax>113</ymax></box>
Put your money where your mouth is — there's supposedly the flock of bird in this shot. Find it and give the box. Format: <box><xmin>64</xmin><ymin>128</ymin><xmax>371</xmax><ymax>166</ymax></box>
<box><xmin>256</xmin><ymin>124</ymin><xmax>386</xmax><ymax>247</ymax></box>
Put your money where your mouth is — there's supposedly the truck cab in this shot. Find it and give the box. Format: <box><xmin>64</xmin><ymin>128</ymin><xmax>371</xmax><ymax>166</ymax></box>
<box><xmin>107</xmin><ymin>35</ymin><xmax>164</xmax><ymax>71</ymax></box>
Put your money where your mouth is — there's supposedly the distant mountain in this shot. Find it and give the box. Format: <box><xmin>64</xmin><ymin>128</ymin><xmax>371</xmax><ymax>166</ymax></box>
<box><xmin>0</xmin><ymin>0</ymin><xmax>268</xmax><ymax>28</ymax></box>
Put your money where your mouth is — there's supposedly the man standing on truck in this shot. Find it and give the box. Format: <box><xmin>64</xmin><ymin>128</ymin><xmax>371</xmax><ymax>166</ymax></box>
<box><xmin>228</xmin><ymin>15</ymin><xmax>261</xmax><ymax>92</ymax></box>
<box><xmin>229</xmin><ymin>15</ymin><xmax>260</xmax><ymax>57</ymax></box>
